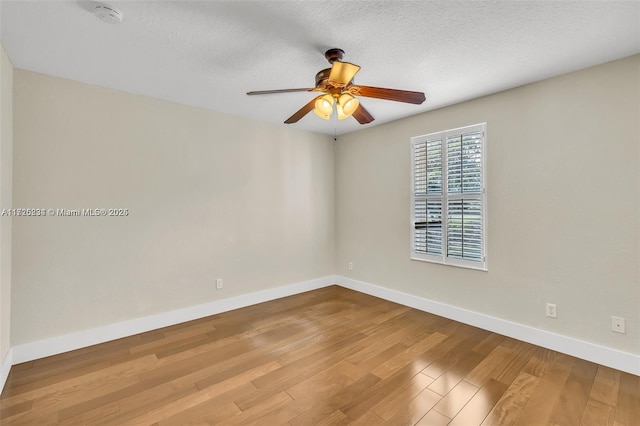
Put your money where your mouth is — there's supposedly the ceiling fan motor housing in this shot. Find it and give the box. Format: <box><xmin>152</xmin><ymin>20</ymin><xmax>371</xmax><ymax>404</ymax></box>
<box><xmin>315</xmin><ymin>68</ymin><xmax>332</xmax><ymax>87</ymax></box>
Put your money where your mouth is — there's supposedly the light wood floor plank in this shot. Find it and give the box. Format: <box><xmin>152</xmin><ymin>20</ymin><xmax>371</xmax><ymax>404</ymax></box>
<box><xmin>372</xmin><ymin>332</ymin><xmax>448</xmax><ymax>379</ymax></box>
<box><xmin>513</xmin><ymin>353</ymin><xmax>575</xmax><ymax>426</ymax></box>
<box><xmin>416</xmin><ymin>409</ymin><xmax>452</xmax><ymax>426</ymax></box>
<box><xmin>371</xmin><ymin>372</ymin><xmax>434</xmax><ymax>420</ymax></box>
<box><xmin>581</xmin><ymin>399</ymin><xmax>616</xmax><ymax>426</ymax></box>
<box><xmin>147</xmin><ymin>384</ymin><xmax>250</xmax><ymax>425</ymax></box>
<box><xmin>449</xmin><ymin>378</ymin><xmax>508</xmax><ymax>426</ymax></box>
<box><xmin>432</xmin><ymin>379</ymin><xmax>479</xmax><ymax>419</ymax></box>
<box><xmin>548</xmin><ymin>358</ymin><xmax>599</xmax><ymax>425</ymax></box>
<box><xmin>316</xmin><ymin>409</ymin><xmax>351</xmax><ymax>426</ymax></box>
<box><xmin>289</xmin><ymin>373</ymin><xmax>382</xmax><ymax>426</ymax></box>
<box><xmin>384</xmin><ymin>385</ymin><xmax>442</xmax><ymax>425</ymax></box>
<box><xmin>463</xmin><ymin>345</ymin><xmax>513</xmax><ymax>387</ymax></box>
<box><xmin>614</xmin><ymin>371</ymin><xmax>640</xmax><ymax>426</ymax></box>
<box><xmin>427</xmin><ymin>350</ymin><xmax>485</xmax><ymax>396</ymax></box>
<box><xmin>589</xmin><ymin>366</ymin><xmax>621</xmax><ymax>406</ymax></box>
<box><xmin>480</xmin><ymin>372</ymin><xmax>540</xmax><ymax>425</ymax></box>
<box><xmin>56</xmin><ymin>401</ymin><xmax>120</xmax><ymax>426</ymax></box>
<box><xmin>522</xmin><ymin>346</ymin><xmax>557</xmax><ymax>378</ymax></box>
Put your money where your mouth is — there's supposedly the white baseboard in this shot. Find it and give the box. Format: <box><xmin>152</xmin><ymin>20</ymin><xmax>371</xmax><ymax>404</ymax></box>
<box><xmin>336</xmin><ymin>276</ymin><xmax>640</xmax><ymax>376</ymax></box>
<box><xmin>10</xmin><ymin>275</ymin><xmax>337</xmax><ymax>365</ymax></box>
<box><xmin>1</xmin><ymin>348</ymin><xmax>12</xmax><ymax>393</ymax></box>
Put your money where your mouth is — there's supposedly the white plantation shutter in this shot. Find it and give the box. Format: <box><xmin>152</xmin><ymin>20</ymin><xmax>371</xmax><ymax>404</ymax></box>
<box><xmin>411</xmin><ymin>124</ymin><xmax>487</xmax><ymax>270</ymax></box>
<box><xmin>413</xmin><ymin>137</ymin><xmax>444</xmax><ymax>257</ymax></box>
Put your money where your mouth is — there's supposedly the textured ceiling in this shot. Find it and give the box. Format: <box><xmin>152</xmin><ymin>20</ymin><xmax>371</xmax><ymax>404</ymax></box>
<box><xmin>1</xmin><ymin>1</ymin><xmax>639</xmax><ymax>136</ymax></box>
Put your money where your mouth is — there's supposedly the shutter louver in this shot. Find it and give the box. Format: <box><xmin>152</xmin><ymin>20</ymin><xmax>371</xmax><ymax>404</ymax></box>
<box><xmin>426</xmin><ymin>200</ymin><xmax>442</xmax><ymax>255</ymax></box>
<box><xmin>413</xmin><ymin>199</ymin><xmax>442</xmax><ymax>255</ymax></box>
<box><xmin>461</xmin><ymin>132</ymin><xmax>482</xmax><ymax>193</ymax></box>
<box><xmin>413</xmin><ymin>140</ymin><xmax>427</xmax><ymax>195</ymax></box>
<box><xmin>447</xmin><ymin>135</ymin><xmax>463</xmax><ymax>194</ymax></box>
<box><xmin>426</xmin><ymin>139</ymin><xmax>442</xmax><ymax>194</ymax></box>
<box><xmin>414</xmin><ymin>199</ymin><xmax>427</xmax><ymax>253</ymax></box>
<box><xmin>448</xmin><ymin>131</ymin><xmax>482</xmax><ymax>194</ymax></box>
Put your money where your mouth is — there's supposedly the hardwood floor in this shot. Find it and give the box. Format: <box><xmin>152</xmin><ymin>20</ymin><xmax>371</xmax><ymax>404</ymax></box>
<box><xmin>1</xmin><ymin>286</ymin><xmax>638</xmax><ymax>425</ymax></box>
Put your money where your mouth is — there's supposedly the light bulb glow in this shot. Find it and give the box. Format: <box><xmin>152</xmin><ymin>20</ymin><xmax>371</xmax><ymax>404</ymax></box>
<box><xmin>337</xmin><ymin>93</ymin><xmax>359</xmax><ymax>120</ymax></box>
<box><xmin>314</xmin><ymin>94</ymin><xmax>334</xmax><ymax>120</ymax></box>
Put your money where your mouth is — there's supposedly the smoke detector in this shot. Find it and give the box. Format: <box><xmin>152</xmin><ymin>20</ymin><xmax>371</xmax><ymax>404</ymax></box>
<box><xmin>94</xmin><ymin>4</ymin><xmax>123</xmax><ymax>24</ymax></box>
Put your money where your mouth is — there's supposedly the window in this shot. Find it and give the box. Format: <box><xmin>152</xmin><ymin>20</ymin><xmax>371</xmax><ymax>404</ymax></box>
<box><xmin>411</xmin><ymin>123</ymin><xmax>487</xmax><ymax>270</ymax></box>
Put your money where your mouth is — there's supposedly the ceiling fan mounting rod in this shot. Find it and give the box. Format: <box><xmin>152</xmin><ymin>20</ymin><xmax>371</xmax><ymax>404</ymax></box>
<box><xmin>325</xmin><ymin>48</ymin><xmax>345</xmax><ymax>64</ymax></box>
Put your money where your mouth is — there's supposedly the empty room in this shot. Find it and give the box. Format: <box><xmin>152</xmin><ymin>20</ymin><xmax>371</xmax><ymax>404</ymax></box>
<box><xmin>0</xmin><ymin>1</ymin><xmax>639</xmax><ymax>424</ymax></box>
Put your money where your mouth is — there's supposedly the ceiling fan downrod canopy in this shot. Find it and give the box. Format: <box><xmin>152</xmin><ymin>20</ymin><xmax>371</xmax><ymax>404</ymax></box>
<box><xmin>324</xmin><ymin>48</ymin><xmax>345</xmax><ymax>64</ymax></box>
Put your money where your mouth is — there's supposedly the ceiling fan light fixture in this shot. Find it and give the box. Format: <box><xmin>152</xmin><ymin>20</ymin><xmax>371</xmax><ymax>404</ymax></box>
<box><xmin>314</xmin><ymin>94</ymin><xmax>334</xmax><ymax>120</ymax></box>
<box><xmin>247</xmin><ymin>48</ymin><xmax>426</xmax><ymax>125</ymax></box>
<box><xmin>337</xmin><ymin>93</ymin><xmax>359</xmax><ymax>120</ymax></box>
<box><xmin>314</xmin><ymin>109</ymin><xmax>331</xmax><ymax>120</ymax></box>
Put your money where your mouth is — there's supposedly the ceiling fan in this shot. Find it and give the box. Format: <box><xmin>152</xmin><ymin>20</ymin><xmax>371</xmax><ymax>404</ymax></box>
<box><xmin>247</xmin><ymin>48</ymin><xmax>426</xmax><ymax>125</ymax></box>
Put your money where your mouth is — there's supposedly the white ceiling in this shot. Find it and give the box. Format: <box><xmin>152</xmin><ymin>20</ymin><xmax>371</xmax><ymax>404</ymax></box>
<box><xmin>1</xmin><ymin>1</ymin><xmax>639</xmax><ymax>136</ymax></box>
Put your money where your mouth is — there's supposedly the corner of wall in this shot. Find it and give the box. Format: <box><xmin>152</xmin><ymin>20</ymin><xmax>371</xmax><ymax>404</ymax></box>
<box><xmin>0</xmin><ymin>42</ymin><xmax>14</xmax><ymax>394</ymax></box>
<box><xmin>0</xmin><ymin>348</ymin><xmax>12</xmax><ymax>393</ymax></box>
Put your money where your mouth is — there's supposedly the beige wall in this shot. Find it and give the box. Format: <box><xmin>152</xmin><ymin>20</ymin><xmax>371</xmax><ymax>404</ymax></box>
<box><xmin>8</xmin><ymin>54</ymin><xmax>639</xmax><ymax>358</ymax></box>
<box><xmin>336</xmin><ymin>55</ymin><xmax>640</xmax><ymax>354</ymax></box>
<box><xmin>11</xmin><ymin>70</ymin><xmax>335</xmax><ymax>345</ymax></box>
<box><xmin>0</xmin><ymin>43</ymin><xmax>13</xmax><ymax>364</ymax></box>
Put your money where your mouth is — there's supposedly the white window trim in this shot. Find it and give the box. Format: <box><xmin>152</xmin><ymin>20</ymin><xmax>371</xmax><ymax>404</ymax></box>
<box><xmin>410</xmin><ymin>123</ymin><xmax>488</xmax><ymax>271</ymax></box>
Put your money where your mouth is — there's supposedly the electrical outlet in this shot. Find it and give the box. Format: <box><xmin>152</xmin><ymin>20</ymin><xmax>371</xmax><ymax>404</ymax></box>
<box><xmin>216</xmin><ymin>278</ymin><xmax>223</xmax><ymax>290</ymax></box>
<box><xmin>348</xmin><ymin>262</ymin><xmax>353</xmax><ymax>271</ymax></box>
<box><xmin>545</xmin><ymin>303</ymin><xmax>557</xmax><ymax>318</ymax></box>
<box><xmin>611</xmin><ymin>316</ymin><xmax>625</xmax><ymax>334</ymax></box>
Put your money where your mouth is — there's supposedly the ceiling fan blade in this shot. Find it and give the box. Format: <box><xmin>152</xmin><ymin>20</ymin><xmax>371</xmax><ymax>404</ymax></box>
<box><xmin>352</xmin><ymin>103</ymin><xmax>374</xmax><ymax>124</ymax></box>
<box><xmin>284</xmin><ymin>97</ymin><xmax>318</xmax><ymax>124</ymax></box>
<box><xmin>329</xmin><ymin>62</ymin><xmax>361</xmax><ymax>85</ymax></box>
<box><xmin>247</xmin><ymin>88</ymin><xmax>315</xmax><ymax>95</ymax></box>
<box><xmin>348</xmin><ymin>85</ymin><xmax>426</xmax><ymax>104</ymax></box>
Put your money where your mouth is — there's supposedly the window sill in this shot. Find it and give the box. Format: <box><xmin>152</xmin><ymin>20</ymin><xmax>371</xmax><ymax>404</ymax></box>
<box><xmin>410</xmin><ymin>255</ymin><xmax>488</xmax><ymax>272</ymax></box>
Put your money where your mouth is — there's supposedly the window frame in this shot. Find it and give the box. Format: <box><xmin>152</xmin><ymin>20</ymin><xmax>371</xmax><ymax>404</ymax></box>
<box><xmin>410</xmin><ymin>123</ymin><xmax>488</xmax><ymax>271</ymax></box>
